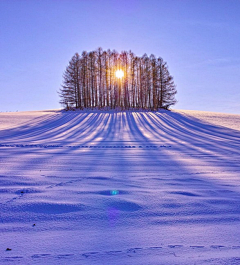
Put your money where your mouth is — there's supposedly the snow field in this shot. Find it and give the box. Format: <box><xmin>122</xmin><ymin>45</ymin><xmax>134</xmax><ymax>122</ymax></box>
<box><xmin>0</xmin><ymin>110</ymin><xmax>240</xmax><ymax>264</ymax></box>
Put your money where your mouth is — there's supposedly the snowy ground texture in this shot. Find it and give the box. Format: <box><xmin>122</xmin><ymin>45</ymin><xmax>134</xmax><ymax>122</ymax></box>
<box><xmin>1</xmin><ymin>109</ymin><xmax>240</xmax><ymax>265</ymax></box>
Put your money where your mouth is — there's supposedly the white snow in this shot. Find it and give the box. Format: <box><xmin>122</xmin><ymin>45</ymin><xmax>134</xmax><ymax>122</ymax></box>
<box><xmin>1</xmin><ymin>109</ymin><xmax>240</xmax><ymax>264</ymax></box>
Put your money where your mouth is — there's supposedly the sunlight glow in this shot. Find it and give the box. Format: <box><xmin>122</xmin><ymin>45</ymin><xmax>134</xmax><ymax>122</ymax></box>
<box><xmin>115</xmin><ymin>69</ymin><xmax>124</xmax><ymax>79</ymax></box>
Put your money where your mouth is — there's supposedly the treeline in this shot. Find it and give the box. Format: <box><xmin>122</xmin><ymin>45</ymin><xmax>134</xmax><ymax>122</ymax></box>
<box><xmin>59</xmin><ymin>48</ymin><xmax>177</xmax><ymax>110</ymax></box>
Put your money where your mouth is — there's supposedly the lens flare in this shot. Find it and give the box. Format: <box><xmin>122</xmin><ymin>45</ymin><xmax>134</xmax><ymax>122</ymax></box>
<box><xmin>110</xmin><ymin>190</ymin><xmax>119</xmax><ymax>195</ymax></box>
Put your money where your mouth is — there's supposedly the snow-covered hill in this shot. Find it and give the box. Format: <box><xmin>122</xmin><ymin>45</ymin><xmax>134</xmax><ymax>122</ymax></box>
<box><xmin>1</xmin><ymin>110</ymin><xmax>240</xmax><ymax>264</ymax></box>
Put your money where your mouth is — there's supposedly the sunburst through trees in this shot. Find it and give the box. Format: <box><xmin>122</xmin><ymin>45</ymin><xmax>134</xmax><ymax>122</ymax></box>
<box><xmin>59</xmin><ymin>48</ymin><xmax>177</xmax><ymax>110</ymax></box>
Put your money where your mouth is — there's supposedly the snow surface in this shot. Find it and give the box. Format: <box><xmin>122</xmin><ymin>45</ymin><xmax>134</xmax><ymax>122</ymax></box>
<box><xmin>1</xmin><ymin>109</ymin><xmax>240</xmax><ymax>264</ymax></box>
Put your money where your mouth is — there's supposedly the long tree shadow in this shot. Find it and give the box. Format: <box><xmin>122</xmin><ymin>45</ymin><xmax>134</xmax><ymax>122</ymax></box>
<box><xmin>1</xmin><ymin>110</ymin><xmax>240</xmax><ymax>150</ymax></box>
<box><xmin>1</xmin><ymin>110</ymin><xmax>240</xmax><ymax>230</ymax></box>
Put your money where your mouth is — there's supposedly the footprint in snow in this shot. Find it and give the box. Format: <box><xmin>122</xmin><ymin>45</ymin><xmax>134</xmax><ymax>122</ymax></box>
<box><xmin>168</xmin><ymin>245</ymin><xmax>183</xmax><ymax>248</ymax></box>
<box><xmin>210</xmin><ymin>245</ymin><xmax>226</xmax><ymax>249</ymax></box>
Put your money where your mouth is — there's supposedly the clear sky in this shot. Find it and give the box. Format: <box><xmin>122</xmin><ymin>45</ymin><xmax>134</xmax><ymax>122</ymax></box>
<box><xmin>0</xmin><ymin>0</ymin><xmax>240</xmax><ymax>113</ymax></box>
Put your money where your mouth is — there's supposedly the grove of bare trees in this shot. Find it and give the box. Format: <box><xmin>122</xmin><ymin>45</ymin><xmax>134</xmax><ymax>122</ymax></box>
<box><xmin>59</xmin><ymin>48</ymin><xmax>177</xmax><ymax>110</ymax></box>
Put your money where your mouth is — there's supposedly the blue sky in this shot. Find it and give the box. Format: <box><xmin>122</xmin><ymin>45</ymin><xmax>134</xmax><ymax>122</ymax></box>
<box><xmin>0</xmin><ymin>0</ymin><xmax>240</xmax><ymax>113</ymax></box>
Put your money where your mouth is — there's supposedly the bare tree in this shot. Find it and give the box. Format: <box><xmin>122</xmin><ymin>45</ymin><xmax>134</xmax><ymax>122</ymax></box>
<box><xmin>59</xmin><ymin>53</ymin><xmax>81</xmax><ymax>109</ymax></box>
<box><xmin>59</xmin><ymin>48</ymin><xmax>177</xmax><ymax>110</ymax></box>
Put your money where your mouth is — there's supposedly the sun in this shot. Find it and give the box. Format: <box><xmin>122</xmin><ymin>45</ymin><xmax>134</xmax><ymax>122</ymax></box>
<box><xmin>115</xmin><ymin>69</ymin><xmax>124</xmax><ymax>79</ymax></box>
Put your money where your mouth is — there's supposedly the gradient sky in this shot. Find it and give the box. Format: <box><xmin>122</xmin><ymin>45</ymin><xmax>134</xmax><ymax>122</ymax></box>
<box><xmin>1</xmin><ymin>0</ymin><xmax>240</xmax><ymax>113</ymax></box>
